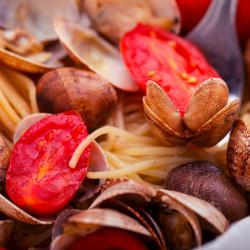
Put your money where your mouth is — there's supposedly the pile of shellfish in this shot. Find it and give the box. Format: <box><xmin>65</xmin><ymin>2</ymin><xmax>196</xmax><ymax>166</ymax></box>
<box><xmin>0</xmin><ymin>0</ymin><xmax>249</xmax><ymax>249</ymax></box>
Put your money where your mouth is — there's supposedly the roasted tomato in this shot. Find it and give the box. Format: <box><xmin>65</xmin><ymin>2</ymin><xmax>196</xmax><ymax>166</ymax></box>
<box><xmin>6</xmin><ymin>112</ymin><xmax>90</xmax><ymax>216</ymax></box>
<box><xmin>70</xmin><ymin>228</ymin><xmax>148</xmax><ymax>250</ymax></box>
<box><xmin>176</xmin><ymin>0</ymin><xmax>250</xmax><ymax>46</ymax></box>
<box><xmin>120</xmin><ymin>24</ymin><xmax>219</xmax><ymax>115</ymax></box>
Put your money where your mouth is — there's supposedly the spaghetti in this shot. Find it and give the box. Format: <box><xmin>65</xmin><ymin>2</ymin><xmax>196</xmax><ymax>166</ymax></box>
<box><xmin>0</xmin><ymin>66</ymin><xmax>37</xmax><ymax>139</ymax></box>
<box><xmin>71</xmin><ymin>94</ymin><xmax>229</xmax><ymax>187</ymax></box>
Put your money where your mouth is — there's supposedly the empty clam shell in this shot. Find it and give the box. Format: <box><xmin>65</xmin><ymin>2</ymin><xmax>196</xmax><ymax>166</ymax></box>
<box><xmin>54</xmin><ymin>19</ymin><xmax>138</xmax><ymax>92</ymax></box>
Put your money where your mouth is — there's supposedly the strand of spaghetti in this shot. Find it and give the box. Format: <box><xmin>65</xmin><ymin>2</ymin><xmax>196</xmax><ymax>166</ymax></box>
<box><xmin>104</xmin><ymin>151</ymin><xmax>142</xmax><ymax>181</ymax></box>
<box><xmin>138</xmin><ymin>169</ymin><xmax>167</xmax><ymax>179</ymax></box>
<box><xmin>0</xmin><ymin>71</ymin><xmax>31</xmax><ymax>117</ymax></box>
<box><xmin>113</xmin><ymin>146</ymin><xmax>187</xmax><ymax>156</ymax></box>
<box><xmin>87</xmin><ymin>157</ymin><xmax>193</xmax><ymax>179</ymax></box>
<box><xmin>1</xmin><ymin>66</ymin><xmax>38</xmax><ymax>113</ymax></box>
<box><xmin>0</xmin><ymin>89</ymin><xmax>21</xmax><ymax>124</ymax></box>
<box><xmin>70</xmin><ymin>126</ymin><xmax>157</xmax><ymax>168</ymax></box>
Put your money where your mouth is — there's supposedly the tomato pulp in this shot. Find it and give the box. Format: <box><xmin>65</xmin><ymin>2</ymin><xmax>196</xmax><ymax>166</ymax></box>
<box><xmin>121</xmin><ymin>24</ymin><xmax>219</xmax><ymax>115</ymax></box>
<box><xmin>6</xmin><ymin>112</ymin><xmax>90</xmax><ymax>216</ymax></box>
<box><xmin>70</xmin><ymin>228</ymin><xmax>148</xmax><ymax>250</ymax></box>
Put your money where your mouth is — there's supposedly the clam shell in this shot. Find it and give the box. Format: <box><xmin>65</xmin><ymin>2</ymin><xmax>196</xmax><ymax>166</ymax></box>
<box><xmin>192</xmin><ymin>99</ymin><xmax>240</xmax><ymax>147</ymax></box>
<box><xmin>13</xmin><ymin>113</ymin><xmax>51</xmax><ymax>143</ymax></box>
<box><xmin>146</xmin><ymin>0</ymin><xmax>181</xmax><ymax>33</ymax></box>
<box><xmin>0</xmin><ymin>0</ymin><xmax>79</xmax><ymax>42</ymax></box>
<box><xmin>159</xmin><ymin>190</ymin><xmax>229</xmax><ymax>234</ymax></box>
<box><xmin>184</xmin><ymin>78</ymin><xmax>229</xmax><ymax>132</ymax></box>
<box><xmin>54</xmin><ymin>19</ymin><xmax>138</xmax><ymax>92</ymax></box>
<box><xmin>155</xmin><ymin>191</ymin><xmax>202</xmax><ymax>247</ymax></box>
<box><xmin>0</xmin><ymin>135</ymin><xmax>10</xmax><ymax>184</ymax></box>
<box><xmin>0</xmin><ymin>47</ymin><xmax>60</xmax><ymax>73</ymax></box>
<box><xmin>0</xmin><ymin>193</ymin><xmax>53</xmax><ymax>225</ymax></box>
<box><xmin>90</xmin><ymin>179</ymin><xmax>156</xmax><ymax>209</ymax></box>
<box><xmin>0</xmin><ymin>220</ymin><xmax>14</xmax><ymax>246</ymax></box>
<box><xmin>64</xmin><ymin>208</ymin><xmax>151</xmax><ymax>237</ymax></box>
<box><xmin>227</xmin><ymin>120</ymin><xmax>250</xmax><ymax>191</ymax></box>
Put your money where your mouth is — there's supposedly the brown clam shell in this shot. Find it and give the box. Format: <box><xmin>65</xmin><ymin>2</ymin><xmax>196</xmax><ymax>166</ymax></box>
<box><xmin>36</xmin><ymin>67</ymin><xmax>117</xmax><ymax>130</ymax></box>
<box><xmin>227</xmin><ymin>120</ymin><xmax>250</xmax><ymax>191</ymax></box>
<box><xmin>143</xmin><ymin>79</ymin><xmax>240</xmax><ymax>147</ymax></box>
<box><xmin>0</xmin><ymin>135</ymin><xmax>10</xmax><ymax>184</ymax></box>
<box><xmin>165</xmin><ymin>161</ymin><xmax>248</xmax><ymax>222</ymax></box>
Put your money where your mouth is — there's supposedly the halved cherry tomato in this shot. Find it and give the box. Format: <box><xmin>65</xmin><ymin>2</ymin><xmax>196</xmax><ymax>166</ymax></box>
<box><xmin>6</xmin><ymin>112</ymin><xmax>90</xmax><ymax>216</ymax></box>
<box><xmin>120</xmin><ymin>24</ymin><xmax>219</xmax><ymax>115</ymax></box>
<box><xmin>70</xmin><ymin>228</ymin><xmax>148</xmax><ymax>250</ymax></box>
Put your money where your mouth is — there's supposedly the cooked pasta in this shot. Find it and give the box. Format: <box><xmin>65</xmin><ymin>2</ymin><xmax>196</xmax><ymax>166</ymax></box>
<box><xmin>71</xmin><ymin>94</ymin><xmax>228</xmax><ymax>186</ymax></box>
<box><xmin>0</xmin><ymin>66</ymin><xmax>37</xmax><ymax>138</ymax></box>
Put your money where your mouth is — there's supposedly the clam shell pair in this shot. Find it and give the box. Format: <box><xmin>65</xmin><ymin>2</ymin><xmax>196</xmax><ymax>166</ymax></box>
<box><xmin>144</xmin><ymin>79</ymin><xmax>240</xmax><ymax>147</ymax></box>
<box><xmin>51</xmin><ymin>179</ymin><xmax>228</xmax><ymax>250</ymax></box>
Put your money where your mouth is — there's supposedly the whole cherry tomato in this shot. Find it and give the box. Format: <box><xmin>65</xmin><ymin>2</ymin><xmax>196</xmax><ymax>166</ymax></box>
<box><xmin>176</xmin><ymin>0</ymin><xmax>250</xmax><ymax>46</ymax></box>
<box><xmin>120</xmin><ymin>24</ymin><xmax>219</xmax><ymax>115</ymax></box>
<box><xmin>6</xmin><ymin>112</ymin><xmax>90</xmax><ymax>216</ymax></box>
<box><xmin>70</xmin><ymin>228</ymin><xmax>148</xmax><ymax>250</ymax></box>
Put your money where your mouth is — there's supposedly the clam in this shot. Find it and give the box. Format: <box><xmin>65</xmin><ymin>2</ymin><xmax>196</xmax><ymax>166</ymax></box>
<box><xmin>143</xmin><ymin>79</ymin><xmax>240</xmax><ymax>147</ymax></box>
<box><xmin>36</xmin><ymin>68</ymin><xmax>118</xmax><ymax>130</ymax></box>
<box><xmin>165</xmin><ymin>161</ymin><xmax>248</xmax><ymax>222</ymax></box>
<box><xmin>227</xmin><ymin>120</ymin><xmax>250</xmax><ymax>191</ymax></box>
<box><xmin>88</xmin><ymin>179</ymin><xmax>228</xmax><ymax>249</ymax></box>
<box><xmin>0</xmin><ymin>0</ymin><xmax>79</xmax><ymax>42</ymax></box>
<box><xmin>51</xmin><ymin>208</ymin><xmax>153</xmax><ymax>250</ymax></box>
<box><xmin>54</xmin><ymin>19</ymin><xmax>139</xmax><ymax>92</ymax></box>
<box><xmin>83</xmin><ymin>0</ymin><xmax>181</xmax><ymax>43</ymax></box>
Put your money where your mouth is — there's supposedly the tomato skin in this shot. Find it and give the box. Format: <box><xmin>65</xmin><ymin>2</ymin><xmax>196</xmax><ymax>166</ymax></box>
<box><xmin>176</xmin><ymin>0</ymin><xmax>250</xmax><ymax>46</ymax></box>
<box><xmin>6</xmin><ymin>112</ymin><xmax>90</xmax><ymax>216</ymax></box>
<box><xmin>70</xmin><ymin>228</ymin><xmax>148</xmax><ymax>250</ymax></box>
<box><xmin>121</xmin><ymin>24</ymin><xmax>219</xmax><ymax>115</ymax></box>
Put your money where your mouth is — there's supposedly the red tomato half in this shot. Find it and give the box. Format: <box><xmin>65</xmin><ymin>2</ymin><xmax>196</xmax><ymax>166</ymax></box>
<box><xmin>70</xmin><ymin>228</ymin><xmax>148</xmax><ymax>250</ymax></box>
<box><xmin>6</xmin><ymin>112</ymin><xmax>90</xmax><ymax>216</ymax></box>
<box><xmin>121</xmin><ymin>24</ymin><xmax>219</xmax><ymax>115</ymax></box>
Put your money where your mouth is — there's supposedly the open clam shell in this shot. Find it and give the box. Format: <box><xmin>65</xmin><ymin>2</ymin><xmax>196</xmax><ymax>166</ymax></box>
<box><xmin>51</xmin><ymin>208</ymin><xmax>152</xmax><ymax>250</ymax></box>
<box><xmin>0</xmin><ymin>0</ymin><xmax>79</xmax><ymax>42</ymax></box>
<box><xmin>153</xmin><ymin>191</ymin><xmax>202</xmax><ymax>248</ymax></box>
<box><xmin>83</xmin><ymin>0</ymin><xmax>181</xmax><ymax>43</ymax></box>
<box><xmin>0</xmin><ymin>219</ymin><xmax>14</xmax><ymax>246</ymax></box>
<box><xmin>144</xmin><ymin>79</ymin><xmax>240</xmax><ymax>147</ymax></box>
<box><xmin>0</xmin><ymin>47</ymin><xmax>61</xmax><ymax>73</ymax></box>
<box><xmin>54</xmin><ymin>19</ymin><xmax>138</xmax><ymax>92</ymax></box>
<box><xmin>227</xmin><ymin>120</ymin><xmax>250</xmax><ymax>191</ymax></box>
<box><xmin>90</xmin><ymin>179</ymin><xmax>156</xmax><ymax>209</ymax></box>
<box><xmin>158</xmin><ymin>190</ymin><xmax>229</xmax><ymax>234</ymax></box>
